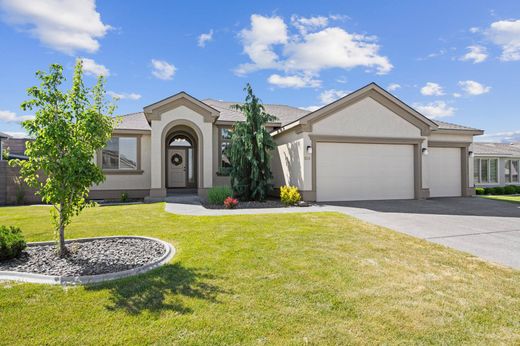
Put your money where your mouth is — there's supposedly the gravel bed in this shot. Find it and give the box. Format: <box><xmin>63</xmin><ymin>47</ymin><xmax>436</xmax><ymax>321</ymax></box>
<box><xmin>0</xmin><ymin>238</ymin><xmax>166</xmax><ymax>277</ymax></box>
<box><xmin>203</xmin><ymin>199</ymin><xmax>287</xmax><ymax>209</ymax></box>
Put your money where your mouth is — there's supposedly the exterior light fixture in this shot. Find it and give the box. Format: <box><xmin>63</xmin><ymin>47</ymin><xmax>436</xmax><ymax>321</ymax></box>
<box><xmin>468</xmin><ymin>151</ymin><xmax>474</xmax><ymax>157</ymax></box>
<box><xmin>422</xmin><ymin>148</ymin><xmax>429</xmax><ymax>155</ymax></box>
<box><xmin>306</xmin><ymin>145</ymin><xmax>312</xmax><ymax>154</ymax></box>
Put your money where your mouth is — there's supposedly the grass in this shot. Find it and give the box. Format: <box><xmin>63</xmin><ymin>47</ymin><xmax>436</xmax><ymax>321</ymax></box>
<box><xmin>481</xmin><ymin>195</ymin><xmax>520</xmax><ymax>204</ymax></box>
<box><xmin>0</xmin><ymin>203</ymin><xmax>519</xmax><ymax>345</ymax></box>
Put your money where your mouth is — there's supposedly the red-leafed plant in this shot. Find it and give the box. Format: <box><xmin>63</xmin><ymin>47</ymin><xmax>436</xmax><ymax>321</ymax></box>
<box><xmin>223</xmin><ymin>197</ymin><xmax>238</xmax><ymax>209</ymax></box>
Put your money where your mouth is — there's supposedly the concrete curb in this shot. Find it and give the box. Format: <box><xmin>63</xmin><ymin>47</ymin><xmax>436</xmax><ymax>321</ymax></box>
<box><xmin>0</xmin><ymin>236</ymin><xmax>176</xmax><ymax>286</ymax></box>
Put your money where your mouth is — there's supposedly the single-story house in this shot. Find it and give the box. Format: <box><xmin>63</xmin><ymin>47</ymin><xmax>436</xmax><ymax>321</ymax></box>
<box><xmin>90</xmin><ymin>82</ymin><xmax>484</xmax><ymax>202</ymax></box>
<box><xmin>473</xmin><ymin>142</ymin><xmax>520</xmax><ymax>187</ymax></box>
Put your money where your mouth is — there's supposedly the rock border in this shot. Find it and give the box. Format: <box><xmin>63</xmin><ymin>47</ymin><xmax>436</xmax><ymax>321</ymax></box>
<box><xmin>0</xmin><ymin>236</ymin><xmax>175</xmax><ymax>286</ymax></box>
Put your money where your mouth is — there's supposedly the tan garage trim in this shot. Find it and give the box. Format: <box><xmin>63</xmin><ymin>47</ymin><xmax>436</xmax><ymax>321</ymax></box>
<box><xmin>428</xmin><ymin>141</ymin><xmax>472</xmax><ymax>196</ymax></box>
<box><xmin>309</xmin><ymin>135</ymin><xmax>425</xmax><ymax>201</ymax></box>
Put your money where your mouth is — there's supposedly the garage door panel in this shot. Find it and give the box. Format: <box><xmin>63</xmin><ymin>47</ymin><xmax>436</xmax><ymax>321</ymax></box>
<box><xmin>316</xmin><ymin>143</ymin><xmax>415</xmax><ymax>202</ymax></box>
<box><xmin>428</xmin><ymin>147</ymin><xmax>461</xmax><ymax>197</ymax></box>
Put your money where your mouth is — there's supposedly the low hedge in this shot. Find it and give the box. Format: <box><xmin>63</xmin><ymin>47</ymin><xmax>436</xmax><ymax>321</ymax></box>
<box><xmin>481</xmin><ymin>185</ymin><xmax>520</xmax><ymax>196</ymax></box>
<box><xmin>0</xmin><ymin>226</ymin><xmax>26</xmax><ymax>261</ymax></box>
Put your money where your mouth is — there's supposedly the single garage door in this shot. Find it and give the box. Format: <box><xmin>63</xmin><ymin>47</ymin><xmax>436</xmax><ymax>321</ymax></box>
<box><xmin>428</xmin><ymin>147</ymin><xmax>461</xmax><ymax>197</ymax></box>
<box><xmin>316</xmin><ymin>142</ymin><xmax>415</xmax><ymax>202</ymax></box>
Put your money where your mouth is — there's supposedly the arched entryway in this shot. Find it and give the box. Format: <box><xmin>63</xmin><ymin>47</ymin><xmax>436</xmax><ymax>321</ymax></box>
<box><xmin>165</xmin><ymin>126</ymin><xmax>198</xmax><ymax>189</ymax></box>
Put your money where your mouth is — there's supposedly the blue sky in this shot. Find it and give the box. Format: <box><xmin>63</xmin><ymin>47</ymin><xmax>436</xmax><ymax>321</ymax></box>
<box><xmin>0</xmin><ymin>0</ymin><xmax>519</xmax><ymax>141</ymax></box>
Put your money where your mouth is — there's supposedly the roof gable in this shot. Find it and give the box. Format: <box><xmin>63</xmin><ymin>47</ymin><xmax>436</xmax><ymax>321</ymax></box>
<box><xmin>143</xmin><ymin>92</ymin><xmax>220</xmax><ymax>123</ymax></box>
<box><xmin>277</xmin><ymin>83</ymin><xmax>438</xmax><ymax>136</ymax></box>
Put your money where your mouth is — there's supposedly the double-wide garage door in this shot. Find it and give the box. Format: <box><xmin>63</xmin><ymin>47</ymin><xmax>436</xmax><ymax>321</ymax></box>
<box><xmin>316</xmin><ymin>142</ymin><xmax>415</xmax><ymax>202</ymax></box>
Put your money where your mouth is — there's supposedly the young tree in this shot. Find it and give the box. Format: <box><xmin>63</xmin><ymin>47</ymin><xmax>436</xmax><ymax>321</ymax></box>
<box><xmin>228</xmin><ymin>84</ymin><xmax>276</xmax><ymax>201</ymax></box>
<box><xmin>12</xmin><ymin>60</ymin><xmax>115</xmax><ymax>256</ymax></box>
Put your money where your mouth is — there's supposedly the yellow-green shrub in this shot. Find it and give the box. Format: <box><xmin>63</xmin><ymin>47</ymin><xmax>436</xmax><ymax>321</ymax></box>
<box><xmin>280</xmin><ymin>185</ymin><xmax>301</xmax><ymax>206</ymax></box>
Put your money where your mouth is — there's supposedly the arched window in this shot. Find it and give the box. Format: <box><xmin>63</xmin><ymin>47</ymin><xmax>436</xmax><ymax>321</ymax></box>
<box><xmin>169</xmin><ymin>135</ymin><xmax>192</xmax><ymax>148</ymax></box>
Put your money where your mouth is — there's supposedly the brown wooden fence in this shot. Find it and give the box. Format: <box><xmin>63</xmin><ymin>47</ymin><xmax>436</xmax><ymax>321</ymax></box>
<box><xmin>0</xmin><ymin>161</ymin><xmax>42</xmax><ymax>205</ymax></box>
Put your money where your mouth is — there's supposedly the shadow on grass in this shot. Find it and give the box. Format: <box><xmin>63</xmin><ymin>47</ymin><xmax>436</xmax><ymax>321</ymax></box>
<box><xmin>87</xmin><ymin>263</ymin><xmax>225</xmax><ymax>316</ymax></box>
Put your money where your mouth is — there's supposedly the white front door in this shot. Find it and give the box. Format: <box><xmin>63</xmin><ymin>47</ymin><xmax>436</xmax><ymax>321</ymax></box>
<box><xmin>168</xmin><ymin>148</ymin><xmax>187</xmax><ymax>188</ymax></box>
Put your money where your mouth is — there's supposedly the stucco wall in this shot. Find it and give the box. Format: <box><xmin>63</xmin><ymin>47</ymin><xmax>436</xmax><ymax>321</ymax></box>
<box><xmin>312</xmin><ymin>97</ymin><xmax>422</xmax><ymax>138</ymax></box>
<box><xmin>272</xmin><ymin>130</ymin><xmax>309</xmax><ymax>191</ymax></box>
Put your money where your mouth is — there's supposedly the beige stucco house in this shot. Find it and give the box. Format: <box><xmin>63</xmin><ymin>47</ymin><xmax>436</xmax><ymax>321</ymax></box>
<box><xmin>90</xmin><ymin>83</ymin><xmax>484</xmax><ymax>202</ymax></box>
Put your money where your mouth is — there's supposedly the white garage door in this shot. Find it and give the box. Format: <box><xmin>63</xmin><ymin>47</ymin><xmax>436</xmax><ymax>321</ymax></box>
<box><xmin>428</xmin><ymin>147</ymin><xmax>461</xmax><ymax>197</ymax></box>
<box><xmin>316</xmin><ymin>142</ymin><xmax>415</xmax><ymax>202</ymax></box>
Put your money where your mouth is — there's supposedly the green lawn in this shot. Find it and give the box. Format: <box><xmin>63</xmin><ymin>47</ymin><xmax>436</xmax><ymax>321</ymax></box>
<box><xmin>481</xmin><ymin>195</ymin><xmax>520</xmax><ymax>204</ymax></box>
<box><xmin>0</xmin><ymin>204</ymin><xmax>518</xmax><ymax>345</ymax></box>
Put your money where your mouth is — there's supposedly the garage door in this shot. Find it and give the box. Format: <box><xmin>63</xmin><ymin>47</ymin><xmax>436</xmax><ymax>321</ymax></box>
<box><xmin>428</xmin><ymin>147</ymin><xmax>461</xmax><ymax>197</ymax></box>
<box><xmin>316</xmin><ymin>142</ymin><xmax>415</xmax><ymax>202</ymax></box>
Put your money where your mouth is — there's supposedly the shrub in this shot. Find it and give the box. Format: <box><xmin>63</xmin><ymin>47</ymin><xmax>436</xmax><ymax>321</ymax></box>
<box><xmin>492</xmin><ymin>186</ymin><xmax>505</xmax><ymax>195</ymax></box>
<box><xmin>483</xmin><ymin>187</ymin><xmax>493</xmax><ymax>195</ymax></box>
<box><xmin>515</xmin><ymin>185</ymin><xmax>520</xmax><ymax>194</ymax></box>
<box><xmin>475</xmin><ymin>187</ymin><xmax>485</xmax><ymax>195</ymax></box>
<box><xmin>504</xmin><ymin>185</ymin><xmax>516</xmax><ymax>195</ymax></box>
<box><xmin>280</xmin><ymin>185</ymin><xmax>301</xmax><ymax>206</ymax></box>
<box><xmin>208</xmin><ymin>186</ymin><xmax>233</xmax><ymax>205</ymax></box>
<box><xmin>120</xmin><ymin>192</ymin><xmax>129</xmax><ymax>203</ymax></box>
<box><xmin>223</xmin><ymin>196</ymin><xmax>238</xmax><ymax>209</ymax></box>
<box><xmin>0</xmin><ymin>226</ymin><xmax>26</xmax><ymax>260</ymax></box>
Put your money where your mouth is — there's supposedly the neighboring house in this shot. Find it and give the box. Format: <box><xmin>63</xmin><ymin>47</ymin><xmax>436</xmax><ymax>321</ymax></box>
<box><xmin>473</xmin><ymin>142</ymin><xmax>520</xmax><ymax>187</ymax></box>
<box><xmin>90</xmin><ymin>83</ymin><xmax>484</xmax><ymax>202</ymax></box>
<box><xmin>0</xmin><ymin>132</ymin><xmax>7</xmax><ymax>159</ymax></box>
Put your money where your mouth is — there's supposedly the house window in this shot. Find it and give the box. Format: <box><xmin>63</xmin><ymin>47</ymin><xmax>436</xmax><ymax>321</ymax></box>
<box><xmin>102</xmin><ymin>136</ymin><xmax>138</xmax><ymax>170</ymax></box>
<box><xmin>219</xmin><ymin>127</ymin><xmax>232</xmax><ymax>175</ymax></box>
<box><xmin>474</xmin><ymin>158</ymin><xmax>498</xmax><ymax>184</ymax></box>
<box><xmin>505</xmin><ymin>159</ymin><xmax>520</xmax><ymax>183</ymax></box>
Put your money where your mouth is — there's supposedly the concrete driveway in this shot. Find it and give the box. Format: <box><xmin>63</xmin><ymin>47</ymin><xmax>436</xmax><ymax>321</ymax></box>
<box><xmin>331</xmin><ymin>197</ymin><xmax>520</xmax><ymax>269</ymax></box>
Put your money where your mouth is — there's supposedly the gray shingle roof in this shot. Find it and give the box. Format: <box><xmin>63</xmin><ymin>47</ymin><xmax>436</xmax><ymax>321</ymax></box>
<box><xmin>473</xmin><ymin>142</ymin><xmax>520</xmax><ymax>156</ymax></box>
<box><xmin>0</xmin><ymin>131</ymin><xmax>10</xmax><ymax>138</ymax></box>
<box><xmin>115</xmin><ymin>112</ymin><xmax>151</xmax><ymax>131</ymax></box>
<box><xmin>115</xmin><ymin>98</ymin><xmax>480</xmax><ymax>134</ymax></box>
<box><xmin>434</xmin><ymin>120</ymin><xmax>481</xmax><ymax>131</ymax></box>
<box><xmin>202</xmin><ymin>99</ymin><xmax>310</xmax><ymax>126</ymax></box>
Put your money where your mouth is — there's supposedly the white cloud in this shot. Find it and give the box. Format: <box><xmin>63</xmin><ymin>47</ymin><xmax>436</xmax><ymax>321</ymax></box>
<box><xmin>458</xmin><ymin>80</ymin><xmax>490</xmax><ymax>95</ymax></box>
<box><xmin>107</xmin><ymin>91</ymin><xmax>141</xmax><ymax>100</ymax></box>
<box><xmin>236</xmin><ymin>14</ymin><xmax>392</xmax><ymax>77</ymax></box>
<box><xmin>478</xmin><ymin>130</ymin><xmax>520</xmax><ymax>143</ymax></box>
<box><xmin>319</xmin><ymin>89</ymin><xmax>349</xmax><ymax>104</ymax></box>
<box><xmin>151</xmin><ymin>59</ymin><xmax>176</xmax><ymax>80</ymax></box>
<box><xmin>290</xmin><ymin>15</ymin><xmax>329</xmax><ymax>34</ymax></box>
<box><xmin>198</xmin><ymin>29</ymin><xmax>213</xmax><ymax>47</ymax></box>
<box><xmin>267</xmin><ymin>73</ymin><xmax>321</xmax><ymax>88</ymax></box>
<box><xmin>284</xmin><ymin>27</ymin><xmax>392</xmax><ymax>75</ymax></box>
<box><xmin>81</xmin><ymin>58</ymin><xmax>109</xmax><ymax>77</ymax></box>
<box><xmin>487</xmin><ymin>19</ymin><xmax>520</xmax><ymax>61</ymax></box>
<box><xmin>413</xmin><ymin>101</ymin><xmax>455</xmax><ymax>118</ymax></box>
<box><xmin>0</xmin><ymin>0</ymin><xmax>110</xmax><ymax>54</ymax></box>
<box><xmin>387</xmin><ymin>83</ymin><xmax>401</xmax><ymax>92</ymax></box>
<box><xmin>460</xmin><ymin>45</ymin><xmax>488</xmax><ymax>63</ymax></box>
<box><xmin>299</xmin><ymin>105</ymin><xmax>321</xmax><ymax>112</ymax></box>
<box><xmin>300</xmin><ymin>89</ymin><xmax>349</xmax><ymax>112</ymax></box>
<box><xmin>235</xmin><ymin>15</ymin><xmax>288</xmax><ymax>75</ymax></box>
<box><xmin>469</xmin><ymin>27</ymin><xmax>480</xmax><ymax>33</ymax></box>
<box><xmin>420</xmin><ymin>82</ymin><xmax>444</xmax><ymax>96</ymax></box>
<box><xmin>452</xmin><ymin>92</ymin><xmax>462</xmax><ymax>98</ymax></box>
<box><xmin>0</xmin><ymin>110</ymin><xmax>34</xmax><ymax>123</ymax></box>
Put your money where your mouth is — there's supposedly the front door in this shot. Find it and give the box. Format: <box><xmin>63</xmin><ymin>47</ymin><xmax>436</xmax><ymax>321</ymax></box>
<box><xmin>168</xmin><ymin>148</ymin><xmax>187</xmax><ymax>188</ymax></box>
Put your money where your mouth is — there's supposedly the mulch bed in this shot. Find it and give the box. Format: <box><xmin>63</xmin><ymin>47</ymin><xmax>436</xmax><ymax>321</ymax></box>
<box><xmin>0</xmin><ymin>237</ymin><xmax>166</xmax><ymax>277</ymax></box>
<box><xmin>203</xmin><ymin>199</ymin><xmax>313</xmax><ymax>209</ymax></box>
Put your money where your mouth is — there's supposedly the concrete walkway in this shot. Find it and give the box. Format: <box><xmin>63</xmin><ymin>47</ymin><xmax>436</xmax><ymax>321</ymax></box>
<box><xmin>163</xmin><ymin>194</ymin><xmax>341</xmax><ymax>216</ymax></box>
<box><xmin>164</xmin><ymin>195</ymin><xmax>520</xmax><ymax>269</ymax></box>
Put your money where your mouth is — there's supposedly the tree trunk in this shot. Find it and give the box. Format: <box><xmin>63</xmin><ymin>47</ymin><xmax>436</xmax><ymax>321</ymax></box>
<box><xmin>58</xmin><ymin>204</ymin><xmax>67</xmax><ymax>257</ymax></box>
